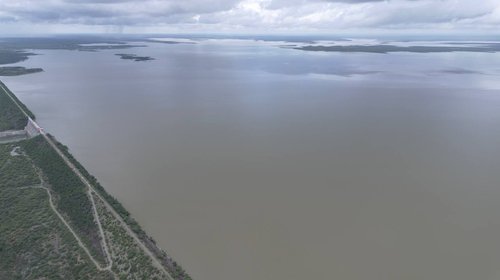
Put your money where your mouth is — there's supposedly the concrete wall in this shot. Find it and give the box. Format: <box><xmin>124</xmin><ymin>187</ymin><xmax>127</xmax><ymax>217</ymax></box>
<box><xmin>0</xmin><ymin>118</ymin><xmax>40</xmax><ymax>143</ymax></box>
<box><xmin>25</xmin><ymin>118</ymin><xmax>40</xmax><ymax>138</ymax></box>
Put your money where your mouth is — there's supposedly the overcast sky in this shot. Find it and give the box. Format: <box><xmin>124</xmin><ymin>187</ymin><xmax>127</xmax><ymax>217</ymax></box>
<box><xmin>0</xmin><ymin>0</ymin><xmax>499</xmax><ymax>35</ymax></box>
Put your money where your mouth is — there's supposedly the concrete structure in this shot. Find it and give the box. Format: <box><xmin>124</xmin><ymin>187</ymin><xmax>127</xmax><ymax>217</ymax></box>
<box><xmin>0</xmin><ymin>117</ymin><xmax>41</xmax><ymax>143</ymax></box>
<box><xmin>0</xmin><ymin>129</ymin><xmax>27</xmax><ymax>143</ymax></box>
<box><xmin>25</xmin><ymin>117</ymin><xmax>42</xmax><ymax>137</ymax></box>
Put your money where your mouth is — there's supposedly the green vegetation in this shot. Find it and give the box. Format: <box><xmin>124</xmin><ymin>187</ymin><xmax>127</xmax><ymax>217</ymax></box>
<box><xmin>20</xmin><ymin>136</ymin><xmax>107</xmax><ymax>265</ymax></box>
<box><xmin>115</xmin><ymin>53</ymin><xmax>154</xmax><ymax>61</ymax></box>
<box><xmin>50</xmin><ymin>136</ymin><xmax>146</xmax><ymax>235</ymax></box>
<box><xmin>0</xmin><ymin>80</ymin><xmax>35</xmax><ymax>120</ymax></box>
<box><xmin>0</xmin><ymin>144</ymin><xmax>39</xmax><ymax>188</ymax></box>
<box><xmin>0</xmin><ymin>66</ymin><xmax>43</xmax><ymax>76</ymax></box>
<box><xmin>51</xmin><ymin>136</ymin><xmax>192</xmax><ymax>280</ymax></box>
<box><xmin>93</xmin><ymin>192</ymin><xmax>167</xmax><ymax>280</ymax></box>
<box><xmin>0</xmin><ymin>143</ymin><xmax>113</xmax><ymax>280</ymax></box>
<box><xmin>0</xmin><ymin>81</ymin><xmax>29</xmax><ymax>131</ymax></box>
<box><xmin>0</xmin><ymin>188</ymin><xmax>113</xmax><ymax>280</ymax></box>
<box><xmin>1</xmin><ymin>80</ymin><xmax>190</xmax><ymax>279</ymax></box>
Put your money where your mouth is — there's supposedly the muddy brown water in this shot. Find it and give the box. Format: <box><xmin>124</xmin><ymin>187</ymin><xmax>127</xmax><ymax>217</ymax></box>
<box><xmin>3</xmin><ymin>40</ymin><xmax>500</xmax><ymax>280</ymax></box>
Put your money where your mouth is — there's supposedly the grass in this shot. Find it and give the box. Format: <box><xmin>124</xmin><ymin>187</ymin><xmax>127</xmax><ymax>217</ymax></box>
<box><xmin>0</xmin><ymin>143</ymin><xmax>113</xmax><ymax>279</ymax></box>
<box><xmin>93</xmin><ymin>192</ymin><xmax>168</xmax><ymax>280</ymax></box>
<box><xmin>0</xmin><ymin>81</ymin><xmax>29</xmax><ymax>131</ymax></box>
<box><xmin>0</xmin><ymin>80</ymin><xmax>36</xmax><ymax>120</ymax></box>
<box><xmin>0</xmin><ymin>144</ymin><xmax>39</xmax><ymax>188</ymax></box>
<box><xmin>20</xmin><ymin>136</ymin><xmax>108</xmax><ymax>265</ymax></box>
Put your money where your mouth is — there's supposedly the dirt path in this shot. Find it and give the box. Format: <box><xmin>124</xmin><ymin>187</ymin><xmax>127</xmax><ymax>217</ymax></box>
<box><xmin>89</xmin><ymin>188</ymin><xmax>114</xmax><ymax>270</ymax></box>
<box><xmin>27</xmin><ymin>157</ymin><xmax>118</xmax><ymax>279</ymax></box>
<box><xmin>19</xmin><ymin>185</ymin><xmax>114</xmax><ymax>275</ymax></box>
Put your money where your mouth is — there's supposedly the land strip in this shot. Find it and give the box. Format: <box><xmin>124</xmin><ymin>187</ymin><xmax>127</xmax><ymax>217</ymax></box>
<box><xmin>0</xmin><ymin>81</ymin><xmax>180</xmax><ymax>279</ymax></box>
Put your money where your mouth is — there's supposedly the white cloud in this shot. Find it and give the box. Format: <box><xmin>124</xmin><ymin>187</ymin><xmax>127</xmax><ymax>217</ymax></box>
<box><xmin>0</xmin><ymin>0</ymin><xmax>498</xmax><ymax>34</ymax></box>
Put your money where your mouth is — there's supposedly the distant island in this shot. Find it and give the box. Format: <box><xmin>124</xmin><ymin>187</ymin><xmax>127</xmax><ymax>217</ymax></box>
<box><xmin>292</xmin><ymin>43</ymin><xmax>500</xmax><ymax>53</ymax></box>
<box><xmin>115</xmin><ymin>53</ymin><xmax>154</xmax><ymax>61</ymax></box>
<box><xmin>0</xmin><ymin>38</ymin><xmax>150</xmax><ymax>78</ymax></box>
<box><xmin>0</xmin><ymin>66</ymin><xmax>43</xmax><ymax>76</ymax></box>
<box><xmin>0</xmin><ymin>49</ymin><xmax>36</xmax><ymax>65</ymax></box>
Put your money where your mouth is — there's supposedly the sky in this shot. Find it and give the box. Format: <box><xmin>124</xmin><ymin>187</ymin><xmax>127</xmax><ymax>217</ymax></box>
<box><xmin>0</xmin><ymin>0</ymin><xmax>499</xmax><ymax>35</ymax></box>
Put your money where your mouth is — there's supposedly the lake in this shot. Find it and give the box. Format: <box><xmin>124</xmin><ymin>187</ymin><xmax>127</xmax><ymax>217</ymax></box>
<box><xmin>3</xmin><ymin>38</ymin><xmax>500</xmax><ymax>280</ymax></box>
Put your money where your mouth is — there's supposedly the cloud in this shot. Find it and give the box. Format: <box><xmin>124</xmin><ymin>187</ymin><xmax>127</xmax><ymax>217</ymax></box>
<box><xmin>324</xmin><ymin>0</ymin><xmax>384</xmax><ymax>2</ymax></box>
<box><xmin>0</xmin><ymin>0</ymin><xmax>498</xmax><ymax>33</ymax></box>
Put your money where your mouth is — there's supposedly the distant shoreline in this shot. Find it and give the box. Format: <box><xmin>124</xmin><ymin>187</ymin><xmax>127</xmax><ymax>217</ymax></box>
<box><xmin>115</xmin><ymin>53</ymin><xmax>154</xmax><ymax>61</ymax></box>
<box><xmin>0</xmin><ymin>66</ymin><xmax>43</xmax><ymax>76</ymax></box>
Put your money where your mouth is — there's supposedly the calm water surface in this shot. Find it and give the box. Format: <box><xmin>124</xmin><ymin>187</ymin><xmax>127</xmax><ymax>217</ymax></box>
<box><xmin>4</xmin><ymin>41</ymin><xmax>500</xmax><ymax>280</ymax></box>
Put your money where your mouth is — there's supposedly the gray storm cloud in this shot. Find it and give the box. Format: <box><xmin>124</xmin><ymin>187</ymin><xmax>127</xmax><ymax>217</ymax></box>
<box><xmin>0</xmin><ymin>0</ymin><xmax>498</xmax><ymax>33</ymax></box>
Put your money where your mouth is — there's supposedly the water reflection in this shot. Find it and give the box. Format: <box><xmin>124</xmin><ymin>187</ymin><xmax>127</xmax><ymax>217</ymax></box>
<box><xmin>3</xmin><ymin>41</ymin><xmax>500</xmax><ymax>280</ymax></box>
